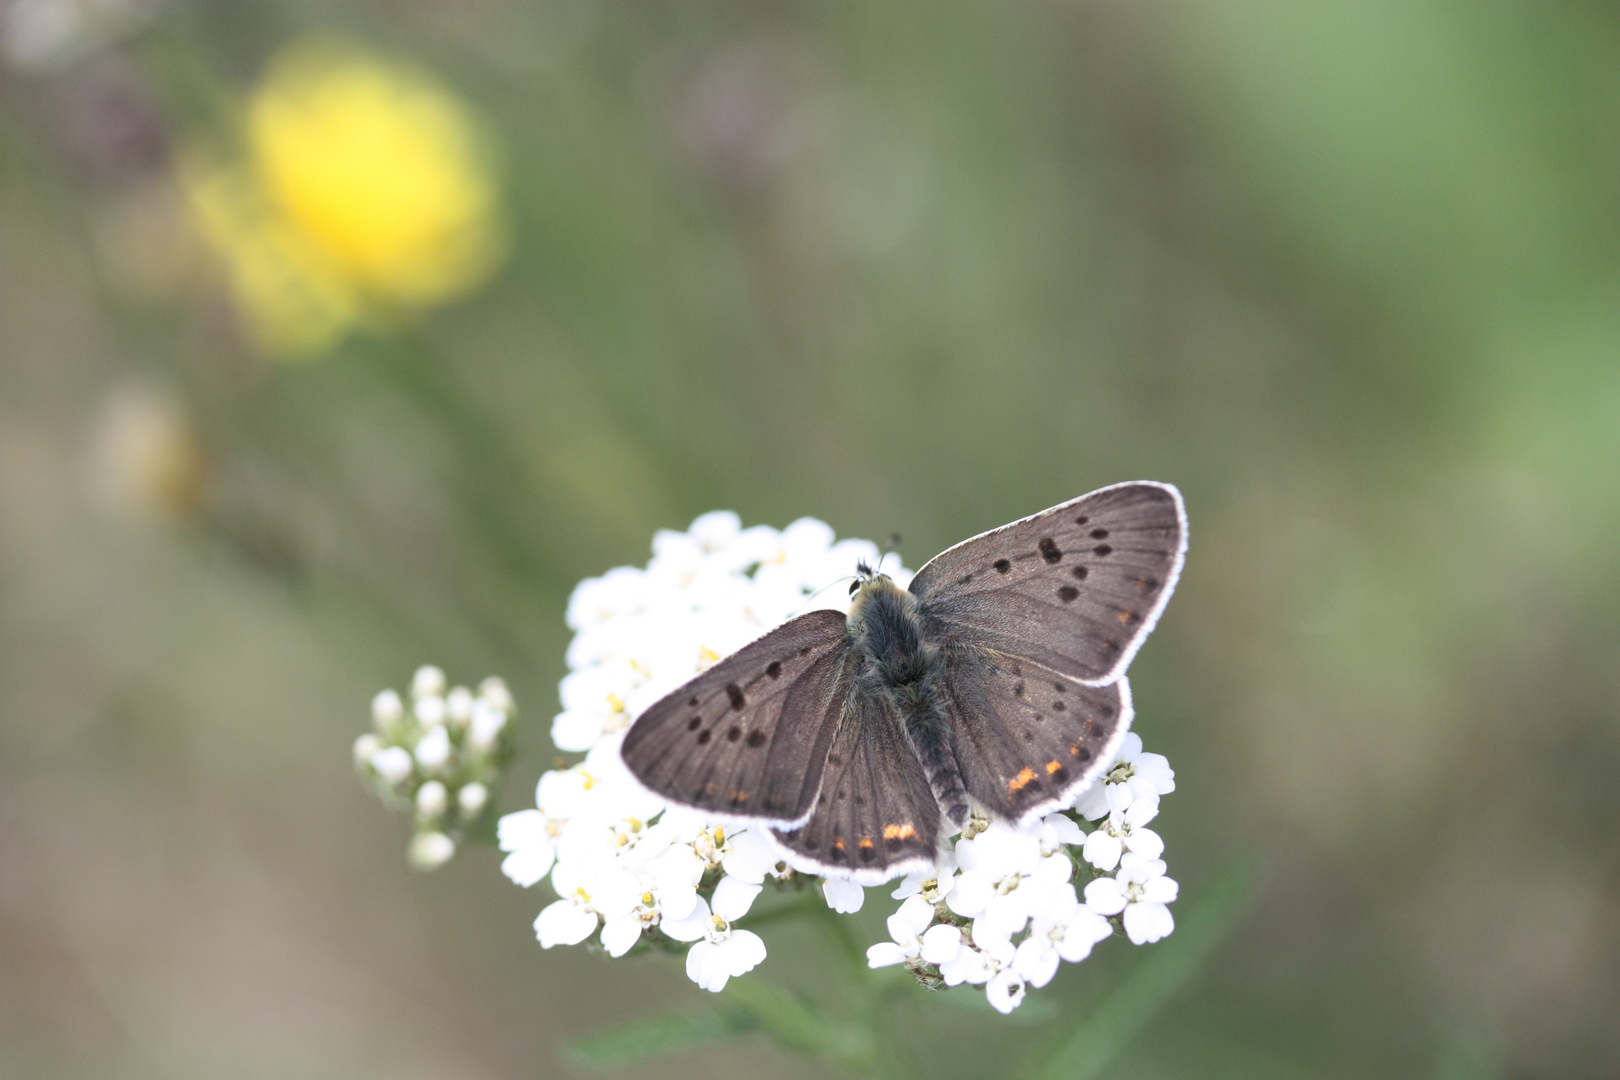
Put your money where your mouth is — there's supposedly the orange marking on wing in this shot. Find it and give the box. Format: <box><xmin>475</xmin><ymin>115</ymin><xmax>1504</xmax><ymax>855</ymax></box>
<box><xmin>858</xmin><ymin>835</ymin><xmax>875</xmax><ymax>850</ymax></box>
<box><xmin>730</xmin><ymin>790</ymin><xmax>749</xmax><ymax>802</ymax></box>
<box><xmin>1069</xmin><ymin>744</ymin><xmax>1081</xmax><ymax>756</ymax></box>
<box><xmin>881</xmin><ymin>822</ymin><xmax>917</xmax><ymax>841</ymax></box>
<box><xmin>1045</xmin><ymin>760</ymin><xmax>1062</xmax><ymax>775</ymax></box>
<box><xmin>831</xmin><ymin>836</ymin><xmax>846</xmax><ymax>850</ymax></box>
<box><xmin>1007</xmin><ymin>767</ymin><xmax>1036</xmax><ymax>794</ymax></box>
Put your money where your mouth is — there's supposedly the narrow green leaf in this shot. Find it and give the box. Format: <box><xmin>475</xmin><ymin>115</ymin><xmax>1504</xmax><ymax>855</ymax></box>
<box><xmin>562</xmin><ymin>976</ymin><xmax>881</xmax><ymax>1076</ymax></box>
<box><xmin>1033</xmin><ymin>855</ymin><xmax>1258</xmax><ymax>1080</ymax></box>
<box><xmin>562</xmin><ymin>1006</ymin><xmax>758</xmax><ymax>1071</ymax></box>
<box><xmin>721</xmin><ymin>974</ymin><xmax>879</xmax><ymax>1076</ymax></box>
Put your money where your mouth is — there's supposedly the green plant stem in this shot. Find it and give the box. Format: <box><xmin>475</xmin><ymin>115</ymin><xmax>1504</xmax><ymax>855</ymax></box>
<box><xmin>1029</xmin><ymin>855</ymin><xmax>1257</xmax><ymax>1080</ymax></box>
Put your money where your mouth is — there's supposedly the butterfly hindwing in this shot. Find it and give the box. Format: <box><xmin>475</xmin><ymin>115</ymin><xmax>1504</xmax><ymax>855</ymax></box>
<box><xmin>620</xmin><ymin>609</ymin><xmax>852</xmax><ymax>828</ymax></box>
<box><xmin>772</xmin><ymin>681</ymin><xmax>940</xmax><ymax>882</ymax></box>
<box><xmin>936</xmin><ymin>643</ymin><xmax>1133</xmax><ymax>823</ymax></box>
<box><xmin>908</xmin><ymin>481</ymin><xmax>1186</xmax><ymax>686</ymax></box>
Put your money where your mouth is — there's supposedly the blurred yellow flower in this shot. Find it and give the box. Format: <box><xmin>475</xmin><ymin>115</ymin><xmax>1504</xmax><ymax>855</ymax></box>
<box><xmin>184</xmin><ymin>37</ymin><xmax>506</xmax><ymax>358</ymax></box>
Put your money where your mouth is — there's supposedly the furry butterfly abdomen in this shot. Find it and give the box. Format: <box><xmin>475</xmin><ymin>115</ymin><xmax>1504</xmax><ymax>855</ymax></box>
<box><xmin>620</xmin><ymin>481</ymin><xmax>1187</xmax><ymax>882</ymax></box>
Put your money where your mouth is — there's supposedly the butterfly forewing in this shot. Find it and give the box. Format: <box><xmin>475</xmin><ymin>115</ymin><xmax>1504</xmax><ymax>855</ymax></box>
<box><xmin>934</xmin><ymin>643</ymin><xmax>1132</xmax><ymax>823</ymax></box>
<box><xmin>620</xmin><ymin>609</ymin><xmax>852</xmax><ymax>828</ymax></box>
<box><xmin>907</xmin><ymin>482</ymin><xmax>1186</xmax><ymax>686</ymax></box>
<box><xmin>772</xmin><ymin>683</ymin><xmax>940</xmax><ymax>882</ymax></box>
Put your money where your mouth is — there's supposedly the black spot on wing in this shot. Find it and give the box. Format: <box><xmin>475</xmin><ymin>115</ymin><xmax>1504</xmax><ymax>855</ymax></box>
<box><xmin>725</xmin><ymin>683</ymin><xmax>746</xmax><ymax>710</ymax></box>
<box><xmin>1089</xmin><ymin>528</ymin><xmax>1109</xmax><ymax>540</ymax></box>
<box><xmin>1093</xmin><ymin>544</ymin><xmax>1113</xmax><ymax>557</ymax></box>
<box><xmin>993</xmin><ymin>558</ymin><xmax>1012</xmax><ymax>574</ymax></box>
<box><xmin>746</xmin><ymin>729</ymin><xmax>767</xmax><ymax>747</ymax></box>
<box><xmin>1058</xmin><ymin>585</ymin><xmax>1079</xmax><ymax>602</ymax></box>
<box><xmin>686</xmin><ymin>716</ymin><xmax>702</xmax><ymax>731</ymax></box>
<box><xmin>1071</xmin><ymin>566</ymin><xmax>1088</xmax><ymax>580</ymax></box>
<box><xmin>726</xmin><ymin>725</ymin><xmax>741</xmax><ymax>742</ymax></box>
<box><xmin>697</xmin><ymin>729</ymin><xmax>711</xmax><ymax>745</ymax></box>
<box><xmin>765</xmin><ymin>660</ymin><xmax>782</xmax><ymax>679</ymax></box>
<box><xmin>1038</xmin><ymin>537</ymin><xmax>1062</xmax><ymax>564</ymax></box>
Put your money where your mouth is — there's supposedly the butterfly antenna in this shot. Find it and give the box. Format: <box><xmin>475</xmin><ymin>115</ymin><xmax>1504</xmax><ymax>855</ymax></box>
<box><xmin>804</xmin><ymin>573</ymin><xmax>862</xmax><ymax>607</ymax></box>
<box><xmin>880</xmin><ymin>531</ymin><xmax>902</xmax><ymax>573</ymax></box>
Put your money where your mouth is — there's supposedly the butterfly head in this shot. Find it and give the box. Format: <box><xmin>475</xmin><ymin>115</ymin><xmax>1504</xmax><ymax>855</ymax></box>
<box><xmin>848</xmin><ymin>558</ymin><xmax>893</xmax><ymax>598</ymax></box>
<box><xmin>847</xmin><ymin>560</ymin><xmax>909</xmax><ymax>624</ymax></box>
<box><xmin>849</xmin><ymin>559</ymin><xmax>873</xmax><ymax>597</ymax></box>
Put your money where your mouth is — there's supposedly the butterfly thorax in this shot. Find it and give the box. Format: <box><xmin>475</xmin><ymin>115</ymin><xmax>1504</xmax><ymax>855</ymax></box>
<box><xmin>846</xmin><ymin>575</ymin><xmax>970</xmax><ymax>826</ymax></box>
<box><xmin>846</xmin><ymin>575</ymin><xmax>929</xmax><ymax>686</ymax></box>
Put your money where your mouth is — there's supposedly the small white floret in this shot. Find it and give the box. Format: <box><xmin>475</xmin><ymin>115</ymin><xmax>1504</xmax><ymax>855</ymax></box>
<box><xmin>986</xmin><ymin>970</ymin><xmax>1027</xmax><ymax>1014</ymax></box>
<box><xmin>469</xmin><ymin>701</ymin><xmax>508</xmax><ymax>751</ymax></box>
<box><xmin>535</xmin><ymin>897</ymin><xmax>600</xmax><ymax>948</ymax></box>
<box><xmin>457</xmin><ymin>782</ymin><xmax>489</xmax><ymax>817</ymax></box>
<box><xmin>938</xmin><ymin>945</ymin><xmax>996</xmax><ymax>986</ymax></box>
<box><xmin>823</xmin><ymin>877</ymin><xmax>865</xmax><ymax>914</ymax></box>
<box><xmin>1084</xmin><ymin>852</ymin><xmax>1178</xmax><ymax>945</ymax></box>
<box><xmin>919</xmin><ymin>923</ymin><xmax>963</xmax><ymax>965</ymax></box>
<box><xmin>413</xmin><ymin>726</ymin><xmax>452</xmax><ymax>771</ymax></box>
<box><xmin>711</xmin><ymin>875</ymin><xmax>763</xmax><ymax>922</ymax></box>
<box><xmin>497</xmin><ymin>809</ymin><xmax>556</xmax><ymax>886</ymax></box>
<box><xmin>412</xmin><ymin>665</ymin><xmax>447</xmax><ymax>700</ymax></box>
<box><xmin>353</xmin><ymin>733</ymin><xmax>382</xmax><ymax>769</ymax></box>
<box><xmin>371</xmin><ymin>689</ymin><xmax>404</xmax><ymax>728</ymax></box>
<box><xmin>414</xmin><ymin>694</ymin><xmax>447</xmax><ymax>727</ymax></box>
<box><xmin>415</xmin><ymin>780</ymin><xmax>448</xmax><ymax>819</ymax></box>
<box><xmin>478</xmin><ymin>676</ymin><xmax>515</xmax><ymax>714</ymax></box>
<box><xmin>869</xmin><ymin>895</ymin><xmax>955</xmax><ymax>968</ymax></box>
<box><xmin>408</xmin><ymin>830</ymin><xmax>455</xmax><ymax>870</ymax></box>
<box><xmin>659</xmin><ymin>895</ymin><xmax>712</xmax><ymax>943</ymax></box>
<box><xmin>685</xmin><ymin>925</ymin><xmax>767</xmax><ymax>992</ymax></box>
<box><xmin>717</xmin><ymin>828</ymin><xmax>780</xmax><ymax>884</ymax></box>
<box><xmin>370</xmin><ymin>745</ymin><xmax>414</xmax><ymax>785</ymax></box>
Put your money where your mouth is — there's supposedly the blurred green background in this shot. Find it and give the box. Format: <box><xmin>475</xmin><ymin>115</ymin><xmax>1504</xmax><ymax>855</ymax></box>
<box><xmin>4</xmin><ymin>1</ymin><xmax>1620</xmax><ymax>1077</ymax></box>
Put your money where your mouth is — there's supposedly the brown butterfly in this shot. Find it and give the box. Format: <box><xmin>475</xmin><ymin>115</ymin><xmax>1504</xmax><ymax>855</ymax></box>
<box><xmin>621</xmin><ymin>482</ymin><xmax>1186</xmax><ymax>882</ymax></box>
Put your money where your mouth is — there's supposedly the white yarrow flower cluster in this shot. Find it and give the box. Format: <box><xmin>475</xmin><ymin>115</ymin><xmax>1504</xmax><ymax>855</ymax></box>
<box><xmin>497</xmin><ymin>511</ymin><xmax>1180</xmax><ymax>1008</ymax></box>
<box><xmin>354</xmin><ymin>665</ymin><xmax>514</xmax><ymax>869</ymax></box>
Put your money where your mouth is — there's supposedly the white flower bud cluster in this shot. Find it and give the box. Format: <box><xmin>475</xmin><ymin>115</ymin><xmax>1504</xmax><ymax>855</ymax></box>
<box><xmin>867</xmin><ymin>731</ymin><xmax>1178</xmax><ymax>1013</ymax></box>
<box><xmin>354</xmin><ymin>665</ymin><xmax>514</xmax><ymax>869</ymax></box>
<box><xmin>496</xmin><ymin>511</ymin><xmax>1179</xmax><ymax>1009</ymax></box>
